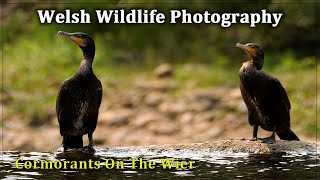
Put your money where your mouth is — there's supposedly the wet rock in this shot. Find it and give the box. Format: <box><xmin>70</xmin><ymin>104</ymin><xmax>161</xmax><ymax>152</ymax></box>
<box><xmin>99</xmin><ymin>109</ymin><xmax>134</xmax><ymax>126</ymax></box>
<box><xmin>154</xmin><ymin>63</ymin><xmax>173</xmax><ymax>78</ymax></box>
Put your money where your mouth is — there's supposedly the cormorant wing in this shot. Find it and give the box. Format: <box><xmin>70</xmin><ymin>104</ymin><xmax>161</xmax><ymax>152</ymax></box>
<box><xmin>97</xmin><ymin>80</ymin><xmax>102</xmax><ymax>106</ymax></box>
<box><xmin>266</xmin><ymin>75</ymin><xmax>291</xmax><ymax>111</ymax></box>
<box><xmin>56</xmin><ymin>80</ymin><xmax>71</xmax><ymax>135</ymax></box>
<box><xmin>240</xmin><ymin>82</ymin><xmax>256</xmax><ymax>126</ymax></box>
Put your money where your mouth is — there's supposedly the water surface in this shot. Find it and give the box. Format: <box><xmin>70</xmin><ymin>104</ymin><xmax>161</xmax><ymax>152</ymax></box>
<box><xmin>1</xmin><ymin>147</ymin><xmax>319</xmax><ymax>179</ymax></box>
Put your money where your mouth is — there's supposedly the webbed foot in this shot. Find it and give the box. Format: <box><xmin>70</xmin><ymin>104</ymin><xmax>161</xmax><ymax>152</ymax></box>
<box><xmin>241</xmin><ymin>137</ymin><xmax>258</xmax><ymax>141</ymax></box>
<box><xmin>84</xmin><ymin>145</ymin><xmax>95</xmax><ymax>153</ymax></box>
<box><xmin>261</xmin><ymin>136</ymin><xmax>276</xmax><ymax>144</ymax></box>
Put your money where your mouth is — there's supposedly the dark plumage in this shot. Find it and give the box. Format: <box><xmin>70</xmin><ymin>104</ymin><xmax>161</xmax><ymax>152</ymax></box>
<box><xmin>236</xmin><ymin>42</ymin><xmax>299</xmax><ymax>143</ymax></box>
<box><xmin>56</xmin><ymin>31</ymin><xmax>102</xmax><ymax>150</ymax></box>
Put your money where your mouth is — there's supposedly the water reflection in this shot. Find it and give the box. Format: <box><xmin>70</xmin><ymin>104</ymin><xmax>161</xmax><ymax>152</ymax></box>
<box><xmin>0</xmin><ymin>147</ymin><xmax>319</xmax><ymax>179</ymax></box>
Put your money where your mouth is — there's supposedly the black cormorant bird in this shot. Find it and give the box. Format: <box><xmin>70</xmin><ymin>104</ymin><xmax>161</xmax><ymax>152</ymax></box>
<box><xmin>236</xmin><ymin>42</ymin><xmax>299</xmax><ymax>143</ymax></box>
<box><xmin>56</xmin><ymin>31</ymin><xmax>102</xmax><ymax>150</ymax></box>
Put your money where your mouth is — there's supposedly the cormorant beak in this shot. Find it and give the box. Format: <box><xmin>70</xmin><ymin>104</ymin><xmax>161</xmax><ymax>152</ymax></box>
<box><xmin>57</xmin><ymin>31</ymin><xmax>86</xmax><ymax>47</ymax></box>
<box><xmin>236</xmin><ymin>43</ymin><xmax>255</xmax><ymax>56</ymax></box>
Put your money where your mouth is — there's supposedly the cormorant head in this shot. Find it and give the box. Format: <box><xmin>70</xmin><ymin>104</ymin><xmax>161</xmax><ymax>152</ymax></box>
<box><xmin>57</xmin><ymin>31</ymin><xmax>95</xmax><ymax>59</ymax></box>
<box><xmin>236</xmin><ymin>43</ymin><xmax>264</xmax><ymax>69</ymax></box>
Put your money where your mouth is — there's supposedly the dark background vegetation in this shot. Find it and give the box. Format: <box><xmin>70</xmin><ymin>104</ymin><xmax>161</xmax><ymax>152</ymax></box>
<box><xmin>2</xmin><ymin>0</ymin><xmax>318</xmax><ymax>151</ymax></box>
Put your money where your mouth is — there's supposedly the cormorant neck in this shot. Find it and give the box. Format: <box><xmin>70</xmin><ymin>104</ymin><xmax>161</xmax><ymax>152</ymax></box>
<box><xmin>82</xmin><ymin>46</ymin><xmax>95</xmax><ymax>64</ymax></box>
<box><xmin>79</xmin><ymin>46</ymin><xmax>95</xmax><ymax>73</ymax></box>
<box><xmin>251</xmin><ymin>57</ymin><xmax>264</xmax><ymax>70</ymax></box>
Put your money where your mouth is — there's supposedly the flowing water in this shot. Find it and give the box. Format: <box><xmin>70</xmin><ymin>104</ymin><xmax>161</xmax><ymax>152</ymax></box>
<box><xmin>1</xmin><ymin>147</ymin><xmax>319</xmax><ymax>179</ymax></box>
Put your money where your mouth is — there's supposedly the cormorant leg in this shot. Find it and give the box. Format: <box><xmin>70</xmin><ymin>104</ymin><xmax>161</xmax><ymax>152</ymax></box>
<box><xmin>241</xmin><ymin>125</ymin><xmax>258</xmax><ymax>141</ymax></box>
<box><xmin>250</xmin><ymin>125</ymin><xmax>258</xmax><ymax>141</ymax></box>
<box><xmin>261</xmin><ymin>126</ymin><xmax>276</xmax><ymax>144</ymax></box>
<box><xmin>88</xmin><ymin>132</ymin><xmax>94</xmax><ymax>147</ymax></box>
<box><xmin>62</xmin><ymin>135</ymin><xmax>68</xmax><ymax>151</ymax></box>
<box><xmin>62</xmin><ymin>135</ymin><xmax>65</xmax><ymax>146</ymax></box>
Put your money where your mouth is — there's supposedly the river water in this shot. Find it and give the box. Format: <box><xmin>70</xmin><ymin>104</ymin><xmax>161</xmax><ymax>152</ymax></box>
<box><xmin>1</xmin><ymin>147</ymin><xmax>319</xmax><ymax>179</ymax></box>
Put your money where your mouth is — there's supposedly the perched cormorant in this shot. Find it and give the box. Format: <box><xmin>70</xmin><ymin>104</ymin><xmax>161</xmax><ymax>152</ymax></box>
<box><xmin>236</xmin><ymin>42</ymin><xmax>299</xmax><ymax>143</ymax></box>
<box><xmin>56</xmin><ymin>31</ymin><xmax>102</xmax><ymax>150</ymax></box>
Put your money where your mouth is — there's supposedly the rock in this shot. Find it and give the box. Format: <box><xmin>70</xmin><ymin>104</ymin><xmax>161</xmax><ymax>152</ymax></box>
<box><xmin>125</xmin><ymin>131</ymin><xmax>154</xmax><ymax>145</ymax></box>
<box><xmin>153</xmin><ymin>63</ymin><xmax>173</xmax><ymax>78</ymax></box>
<box><xmin>220</xmin><ymin>99</ymin><xmax>238</xmax><ymax>112</ymax></box>
<box><xmin>194</xmin><ymin>111</ymin><xmax>216</xmax><ymax>122</ymax></box>
<box><xmin>111</xmin><ymin>128</ymin><xmax>129</xmax><ymax>142</ymax></box>
<box><xmin>99</xmin><ymin>109</ymin><xmax>134</xmax><ymax>126</ymax></box>
<box><xmin>159</xmin><ymin>101</ymin><xmax>188</xmax><ymax>115</ymax></box>
<box><xmin>29</xmin><ymin>112</ymin><xmax>55</xmax><ymax>127</ymax></box>
<box><xmin>114</xmin><ymin>90</ymin><xmax>145</xmax><ymax>108</ymax></box>
<box><xmin>186</xmin><ymin>121</ymin><xmax>211</xmax><ymax>134</ymax></box>
<box><xmin>229</xmin><ymin>88</ymin><xmax>242</xmax><ymax>99</ymax></box>
<box><xmin>1</xmin><ymin>91</ymin><xmax>12</xmax><ymax>104</ymax></box>
<box><xmin>183</xmin><ymin>88</ymin><xmax>219</xmax><ymax>103</ymax></box>
<box><xmin>132</xmin><ymin>111</ymin><xmax>169</xmax><ymax>127</ymax></box>
<box><xmin>52</xmin><ymin>140</ymin><xmax>318</xmax><ymax>155</ymax></box>
<box><xmin>134</xmin><ymin>79</ymin><xmax>179</xmax><ymax>92</ymax></box>
<box><xmin>223</xmin><ymin>114</ymin><xmax>244</xmax><ymax>128</ymax></box>
<box><xmin>238</xmin><ymin>101</ymin><xmax>248</xmax><ymax>113</ymax></box>
<box><xmin>189</xmin><ymin>100</ymin><xmax>214</xmax><ymax>112</ymax></box>
<box><xmin>179</xmin><ymin>112</ymin><xmax>194</xmax><ymax>124</ymax></box>
<box><xmin>93</xmin><ymin>138</ymin><xmax>106</xmax><ymax>145</ymax></box>
<box><xmin>87</xmin><ymin>140</ymin><xmax>315</xmax><ymax>155</ymax></box>
<box><xmin>144</xmin><ymin>92</ymin><xmax>167</xmax><ymax>107</ymax></box>
<box><xmin>148</xmin><ymin>121</ymin><xmax>180</xmax><ymax>135</ymax></box>
<box><xmin>207</xmin><ymin>127</ymin><xmax>223</xmax><ymax>138</ymax></box>
<box><xmin>159</xmin><ymin>98</ymin><xmax>214</xmax><ymax>116</ymax></box>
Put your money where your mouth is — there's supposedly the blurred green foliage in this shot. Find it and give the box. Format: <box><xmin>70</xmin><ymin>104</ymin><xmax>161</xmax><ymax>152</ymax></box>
<box><xmin>2</xmin><ymin>1</ymin><xmax>318</xmax><ymax>137</ymax></box>
<box><xmin>3</xmin><ymin>0</ymin><xmax>318</xmax><ymax>65</ymax></box>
